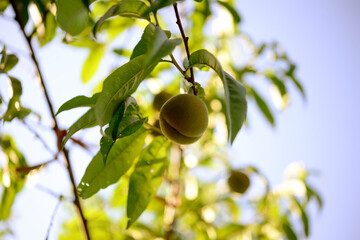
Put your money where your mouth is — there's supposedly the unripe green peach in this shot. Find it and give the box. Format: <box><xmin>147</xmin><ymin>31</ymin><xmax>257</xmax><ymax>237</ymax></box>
<box><xmin>159</xmin><ymin>94</ymin><xmax>208</xmax><ymax>145</ymax></box>
<box><xmin>153</xmin><ymin>91</ymin><xmax>173</xmax><ymax>112</ymax></box>
<box><xmin>228</xmin><ymin>171</ymin><xmax>250</xmax><ymax>194</ymax></box>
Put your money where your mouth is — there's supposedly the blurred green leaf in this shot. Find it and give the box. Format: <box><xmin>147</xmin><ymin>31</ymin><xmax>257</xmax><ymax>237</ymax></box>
<box><xmin>0</xmin><ymin>0</ymin><xmax>8</xmax><ymax>12</ymax></box>
<box><xmin>286</xmin><ymin>64</ymin><xmax>305</xmax><ymax>98</ymax></box>
<box><xmin>292</xmin><ymin>197</ymin><xmax>309</xmax><ymax>237</ymax></box>
<box><xmin>250</xmin><ymin>88</ymin><xmax>275</xmax><ymax>126</ymax></box>
<box><xmin>78</xmin><ymin>127</ymin><xmax>147</xmax><ymax>199</ymax></box>
<box><xmin>94</xmin><ymin>55</ymin><xmax>157</xmax><ymax>126</ymax></box>
<box><xmin>0</xmin><ymin>54</ymin><xmax>19</xmax><ymax>72</ymax></box>
<box><xmin>127</xmin><ymin>136</ymin><xmax>170</xmax><ymax>228</ymax></box>
<box><xmin>306</xmin><ymin>184</ymin><xmax>323</xmax><ymax>210</ymax></box>
<box><xmin>39</xmin><ymin>12</ymin><xmax>57</xmax><ymax>46</ymax></box>
<box><xmin>56</xmin><ymin>0</ymin><xmax>89</xmax><ymax>36</ymax></box>
<box><xmin>81</xmin><ymin>44</ymin><xmax>105</xmax><ymax>83</ymax></box>
<box><xmin>269</xmin><ymin>74</ymin><xmax>287</xmax><ymax>96</ymax></box>
<box><xmin>146</xmin><ymin>0</ymin><xmax>183</xmax><ymax>14</ymax></box>
<box><xmin>0</xmin><ymin>186</ymin><xmax>16</xmax><ymax>220</ymax></box>
<box><xmin>2</xmin><ymin>77</ymin><xmax>31</xmax><ymax>122</ymax></box>
<box><xmin>282</xmin><ymin>221</ymin><xmax>298</xmax><ymax>240</ymax></box>
<box><xmin>188</xmin><ymin>49</ymin><xmax>247</xmax><ymax>144</ymax></box>
<box><xmin>62</xmin><ymin>108</ymin><xmax>97</xmax><ymax>147</ymax></box>
<box><xmin>56</xmin><ymin>93</ymin><xmax>99</xmax><ymax>116</ymax></box>
<box><xmin>217</xmin><ymin>1</ymin><xmax>241</xmax><ymax>23</ymax></box>
<box><xmin>93</xmin><ymin>1</ymin><xmax>150</xmax><ymax>37</ymax></box>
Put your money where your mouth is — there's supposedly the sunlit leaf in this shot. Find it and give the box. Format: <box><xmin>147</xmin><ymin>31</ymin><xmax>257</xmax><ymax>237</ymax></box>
<box><xmin>56</xmin><ymin>93</ymin><xmax>99</xmax><ymax>116</ymax></box>
<box><xmin>131</xmin><ymin>23</ymin><xmax>182</xmax><ymax>65</ymax></box>
<box><xmin>62</xmin><ymin>108</ymin><xmax>97</xmax><ymax>147</ymax></box>
<box><xmin>93</xmin><ymin>1</ymin><xmax>150</xmax><ymax>37</ymax></box>
<box><xmin>56</xmin><ymin>0</ymin><xmax>89</xmax><ymax>36</ymax></box>
<box><xmin>250</xmin><ymin>88</ymin><xmax>275</xmax><ymax>126</ymax></box>
<box><xmin>0</xmin><ymin>187</ymin><xmax>16</xmax><ymax>220</ymax></box>
<box><xmin>217</xmin><ymin>1</ymin><xmax>241</xmax><ymax>23</ymax></box>
<box><xmin>95</xmin><ymin>55</ymin><xmax>157</xmax><ymax>126</ymax></box>
<box><xmin>127</xmin><ymin>136</ymin><xmax>170</xmax><ymax>228</ymax></box>
<box><xmin>78</xmin><ymin>127</ymin><xmax>147</xmax><ymax>199</ymax></box>
<box><xmin>188</xmin><ymin>49</ymin><xmax>247</xmax><ymax>144</ymax></box>
<box><xmin>81</xmin><ymin>45</ymin><xmax>105</xmax><ymax>83</ymax></box>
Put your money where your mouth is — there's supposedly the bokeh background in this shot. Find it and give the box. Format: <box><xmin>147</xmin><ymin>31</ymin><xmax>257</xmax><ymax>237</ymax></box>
<box><xmin>0</xmin><ymin>0</ymin><xmax>359</xmax><ymax>239</ymax></box>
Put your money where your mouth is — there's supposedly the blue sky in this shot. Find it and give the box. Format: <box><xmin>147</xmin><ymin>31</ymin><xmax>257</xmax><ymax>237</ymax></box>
<box><xmin>237</xmin><ymin>0</ymin><xmax>360</xmax><ymax>239</ymax></box>
<box><xmin>1</xmin><ymin>0</ymin><xmax>360</xmax><ymax>239</ymax></box>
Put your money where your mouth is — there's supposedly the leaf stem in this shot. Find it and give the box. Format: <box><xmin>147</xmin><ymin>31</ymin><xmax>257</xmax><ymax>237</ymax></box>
<box><xmin>172</xmin><ymin>3</ymin><xmax>197</xmax><ymax>95</ymax></box>
<box><xmin>169</xmin><ymin>54</ymin><xmax>191</xmax><ymax>80</ymax></box>
<box><xmin>9</xmin><ymin>1</ymin><xmax>90</xmax><ymax>239</ymax></box>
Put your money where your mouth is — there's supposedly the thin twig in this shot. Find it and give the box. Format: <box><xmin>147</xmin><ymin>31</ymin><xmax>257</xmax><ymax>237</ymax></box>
<box><xmin>170</xmin><ymin>54</ymin><xmax>191</xmax><ymax>80</ymax></box>
<box><xmin>20</xmin><ymin>119</ymin><xmax>54</xmax><ymax>154</ymax></box>
<box><xmin>16</xmin><ymin>155</ymin><xmax>58</xmax><ymax>173</ymax></box>
<box><xmin>9</xmin><ymin>1</ymin><xmax>90</xmax><ymax>239</ymax></box>
<box><xmin>36</xmin><ymin>184</ymin><xmax>63</xmax><ymax>199</ymax></box>
<box><xmin>45</xmin><ymin>196</ymin><xmax>62</xmax><ymax>240</ymax></box>
<box><xmin>172</xmin><ymin>3</ymin><xmax>196</xmax><ymax>95</ymax></box>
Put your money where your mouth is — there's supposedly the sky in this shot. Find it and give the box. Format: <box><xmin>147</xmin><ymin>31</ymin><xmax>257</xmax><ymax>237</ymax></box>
<box><xmin>1</xmin><ymin>0</ymin><xmax>360</xmax><ymax>239</ymax></box>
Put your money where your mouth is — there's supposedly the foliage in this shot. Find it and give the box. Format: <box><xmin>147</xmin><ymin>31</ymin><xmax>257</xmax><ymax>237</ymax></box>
<box><xmin>0</xmin><ymin>0</ymin><xmax>321</xmax><ymax>239</ymax></box>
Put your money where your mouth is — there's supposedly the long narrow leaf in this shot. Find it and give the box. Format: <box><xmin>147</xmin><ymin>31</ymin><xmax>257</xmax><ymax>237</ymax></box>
<box><xmin>127</xmin><ymin>136</ymin><xmax>170</xmax><ymax>228</ymax></box>
<box><xmin>78</xmin><ymin>127</ymin><xmax>148</xmax><ymax>199</ymax></box>
<box><xmin>188</xmin><ymin>49</ymin><xmax>247</xmax><ymax>144</ymax></box>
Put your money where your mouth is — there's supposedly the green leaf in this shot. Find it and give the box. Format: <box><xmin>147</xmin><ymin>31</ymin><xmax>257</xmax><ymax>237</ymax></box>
<box><xmin>56</xmin><ymin>0</ymin><xmax>89</xmax><ymax>36</ymax></box>
<box><xmin>55</xmin><ymin>93</ymin><xmax>99</xmax><ymax>116</ymax></box>
<box><xmin>188</xmin><ymin>49</ymin><xmax>247</xmax><ymax>144</ymax></box>
<box><xmin>306</xmin><ymin>184</ymin><xmax>323</xmax><ymax>210</ymax></box>
<box><xmin>292</xmin><ymin>197</ymin><xmax>309</xmax><ymax>237</ymax></box>
<box><xmin>286</xmin><ymin>64</ymin><xmax>305</xmax><ymax>98</ymax></box>
<box><xmin>282</xmin><ymin>222</ymin><xmax>298</xmax><ymax>240</ymax></box>
<box><xmin>62</xmin><ymin>108</ymin><xmax>97</xmax><ymax>147</ymax></box>
<box><xmin>0</xmin><ymin>187</ymin><xmax>16</xmax><ymax>220</ymax></box>
<box><xmin>2</xmin><ymin>77</ymin><xmax>29</xmax><ymax>122</ymax></box>
<box><xmin>131</xmin><ymin>23</ymin><xmax>182</xmax><ymax>65</ymax></box>
<box><xmin>109</xmin><ymin>102</ymin><xmax>126</xmax><ymax>140</ymax></box>
<box><xmin>93</xmin><ymin>1</ymin><xmax>150</xmax><ymax>37</ymax></box>
<box><xmin>250</xmin><ymin>88</ymin><xmax>275</xmax><ymax>126</ymax></box>
<box><xmin>39</xmin><ymin>12</ymin><xmax>57</xmax><ymax>46</ymax></box>
<box><xmin>78</xmin><ymin>127</ymin><xmax>147</xmax><ymax>199</ymax></box>
<box><xmin>269</xmin><ymin>74</ymin><xmax>287</xmax><ymax>96</ymax></box>
<box><xmin>0</xmin><ymin>0</ymin><xmax>9</xmax><ymax>13</ymax></box>
<box><xmin>95</xmin><ymin>55</ymin><xmax>158</xmax><ymax>126</ymax></box>
<box><xmin>81</xmin><ymin>44</ymin><xmax>105</xmax><ymax>83</ymax></box>
<box><xmin>127</xmin><ymin>136</ymin><xmax>170</xmax><ymax>228</ymax></box>
<box><xmin>147</xmin><ymin>0</ymin><xmax>182</xmax><ymax>14</ymax></box>
<box><xmin>119</xmin><ymin>117</ymin><xmax>147</xmax><ymax>138</ymax></box>
<box><xmin>217</xmin><ymin>1</ymin><xmax>241</xmax><ymax>23</ymax></box>
<box><xmin>100</xmin><ymin>134</ymin><xmax>114</xmax><ymax>165</ymax></box>
<box><xmin>0</xmin><ymin>54</ymin><xmax>19</xmax><ymax>72</ymax></box>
